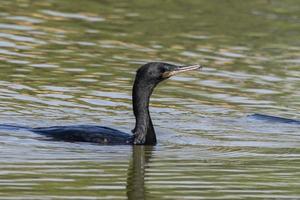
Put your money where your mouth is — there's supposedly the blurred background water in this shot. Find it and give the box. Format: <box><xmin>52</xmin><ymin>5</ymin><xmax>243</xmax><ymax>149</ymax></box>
<box><xmin>0</xmin><ymin>0</ymin><xmax>299</xmax><ymax>199</ymax></box>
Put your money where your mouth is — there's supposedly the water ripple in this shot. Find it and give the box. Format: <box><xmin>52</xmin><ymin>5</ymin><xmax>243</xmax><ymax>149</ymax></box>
<box><xmin>0</xmin><ymin>0</ymin><xmax>300</xmax><ymax>199</ymax></box>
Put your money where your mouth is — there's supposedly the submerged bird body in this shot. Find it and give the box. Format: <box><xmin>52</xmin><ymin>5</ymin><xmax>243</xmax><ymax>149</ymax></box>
<box><xmin>0</xmin><ymin>62</ymin><xmax>201</xmax><ymax>145</ymax></box>
<box><xmin>0</xmin><ymin>124</ymin><xmax>133</xmax><ymax>144</ymax></box>
<box><xmin>32</xmin><ymin>125</ymin><xmax>134</xmax><ymax>144</ymax></box>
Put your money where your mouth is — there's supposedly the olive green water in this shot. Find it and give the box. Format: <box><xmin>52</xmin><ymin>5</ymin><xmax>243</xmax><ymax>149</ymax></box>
<box><xmin>0</xmin><ymin>0</ymin><xmax>300</xmax><ymax>199</ymax></box>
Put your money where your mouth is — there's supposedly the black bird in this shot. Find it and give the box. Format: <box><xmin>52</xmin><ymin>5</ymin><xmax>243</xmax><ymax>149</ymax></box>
<box><xmin>0</xmin><ymin>62</ymin><xmax>201</xmax><ymax>145</ymax></box>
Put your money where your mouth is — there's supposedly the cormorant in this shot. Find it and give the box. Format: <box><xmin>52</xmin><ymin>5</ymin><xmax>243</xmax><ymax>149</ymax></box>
<box><xmin>0</xmin><ymin>62</ymin><xmax>201</xmax><ymax>145</ymax></box>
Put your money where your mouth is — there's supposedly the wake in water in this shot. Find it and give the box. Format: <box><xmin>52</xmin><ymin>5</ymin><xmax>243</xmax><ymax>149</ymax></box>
<box><xmin>248</xmin><ymin>113</ymin><xmax>300</xmax><ymax>125</ymax></box>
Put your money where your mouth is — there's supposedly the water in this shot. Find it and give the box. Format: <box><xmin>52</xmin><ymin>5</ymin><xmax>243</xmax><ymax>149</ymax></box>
<box><xmin>0</xmin><ymin>0</ymin><xmax>300</xmax><ymax>199</ymax></box>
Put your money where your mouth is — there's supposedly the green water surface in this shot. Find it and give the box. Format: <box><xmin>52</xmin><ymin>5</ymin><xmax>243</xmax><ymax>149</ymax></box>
<box><xmin>0</xmin><ymin>0</ymin><xmax>300</xmax><ymax>199</ymax></box>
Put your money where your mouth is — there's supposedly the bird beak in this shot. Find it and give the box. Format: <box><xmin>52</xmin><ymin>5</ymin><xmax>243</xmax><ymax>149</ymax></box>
<box><xmin>162</xmin><ymin>64</ymin><xmax>202</xmax><ymax>78</ymax></box>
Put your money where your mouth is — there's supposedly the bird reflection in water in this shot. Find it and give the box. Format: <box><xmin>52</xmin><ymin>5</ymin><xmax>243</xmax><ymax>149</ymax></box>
<box><xmin>126</xmin><ymin>146</ymin><xmax>153</xmax><ymax>200</ymax></box>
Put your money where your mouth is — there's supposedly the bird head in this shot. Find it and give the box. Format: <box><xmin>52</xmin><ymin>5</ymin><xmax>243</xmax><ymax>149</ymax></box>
<box><xmin>135</xmin><ymin>62</ymin><xmax>202</xmax><ymax>85</ymax></box>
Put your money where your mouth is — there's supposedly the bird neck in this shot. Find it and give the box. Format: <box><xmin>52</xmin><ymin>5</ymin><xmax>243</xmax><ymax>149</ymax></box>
<box><xmin>132</xmin><ymin>79</ymin><xmax>157</xmax><ymax>145</ymax></box>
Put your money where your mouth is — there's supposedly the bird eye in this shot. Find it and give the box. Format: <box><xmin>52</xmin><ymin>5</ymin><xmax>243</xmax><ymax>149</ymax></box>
<box><xmin>160</xmin><ymin>67</ymin><xmax>167</xmax><ymax>73</ymax></box>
